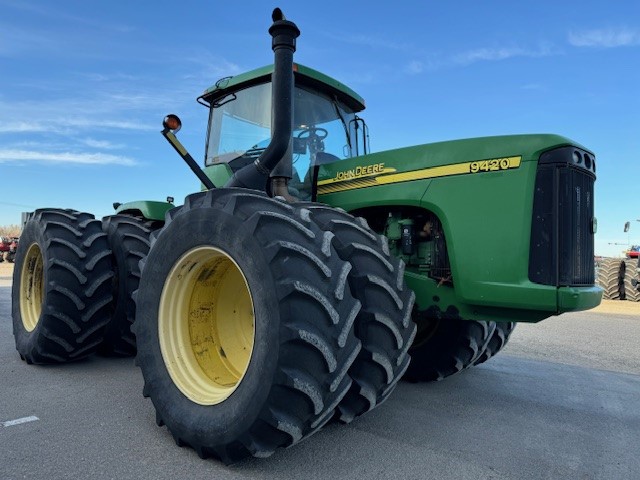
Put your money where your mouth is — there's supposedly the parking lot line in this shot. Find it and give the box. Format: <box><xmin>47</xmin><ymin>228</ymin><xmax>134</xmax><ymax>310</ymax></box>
<box><xmin>1</xmin><ymin>416</ymin><xmax>39</xmax><ymax>427</ymax></box>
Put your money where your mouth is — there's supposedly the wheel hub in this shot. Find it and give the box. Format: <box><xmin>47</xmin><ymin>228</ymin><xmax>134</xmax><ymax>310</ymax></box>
<box><xmin>20</xmin><ymin>243</ymin><xmax>44</xmax><ymax>332</ymax></box>
<box><xmin>158</xmin><ymin>246</ymin><xmax>255</xmax><ymax>405</ymax></box>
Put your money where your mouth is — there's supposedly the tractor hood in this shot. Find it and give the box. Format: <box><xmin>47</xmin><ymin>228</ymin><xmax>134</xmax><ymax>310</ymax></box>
<box><xmin>316</xmin><ymin>133</ymin><xmax>594</xmax><ymax>199</ymax></box>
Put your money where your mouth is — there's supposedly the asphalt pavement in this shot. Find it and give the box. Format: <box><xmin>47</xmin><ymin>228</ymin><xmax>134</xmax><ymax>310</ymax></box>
<box><xmin>1</xmin><ymin>282</ymin><xmax>639</xmax><ymax>480</ymax></box>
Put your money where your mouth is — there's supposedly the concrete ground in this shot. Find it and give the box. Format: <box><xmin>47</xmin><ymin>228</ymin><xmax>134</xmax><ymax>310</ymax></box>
<box><xmin>1</xmin><ymin>263</ymin><xmax>638</xmax><ymax>480</ymax></box>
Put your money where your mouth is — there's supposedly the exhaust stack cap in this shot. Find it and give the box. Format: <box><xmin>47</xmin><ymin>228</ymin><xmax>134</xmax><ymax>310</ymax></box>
<box><xmin>269</xmin><ymin>8</ymin><xmax>300</xmax><ymax>51</ymax></box>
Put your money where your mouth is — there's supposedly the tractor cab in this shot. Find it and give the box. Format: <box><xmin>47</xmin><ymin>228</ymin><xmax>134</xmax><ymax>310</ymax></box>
<box><xmin>198</xmin><ymin>64</ymin><xmax>368</xmax><ymax>199</ymax></box>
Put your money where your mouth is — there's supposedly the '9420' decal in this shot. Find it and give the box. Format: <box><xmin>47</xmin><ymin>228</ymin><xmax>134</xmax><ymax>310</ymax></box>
<box><xmin>469</xmin><ymin>158</ymin><xmax>512</xmax><ymax>173</ymax></box>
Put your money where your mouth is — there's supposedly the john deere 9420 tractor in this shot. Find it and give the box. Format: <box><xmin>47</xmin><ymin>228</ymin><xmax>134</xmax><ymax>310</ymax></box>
<box><xmin>12</xmin><ymin>9</ymin><xmax>602</xmax><ymax>462</ymax></box>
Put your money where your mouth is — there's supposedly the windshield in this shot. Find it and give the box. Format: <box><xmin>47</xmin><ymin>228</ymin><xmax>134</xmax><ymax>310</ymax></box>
<box><xmin>205</xmin><ymin>82</ymin><xmax>357</xmax><ymax>182</ymax></box>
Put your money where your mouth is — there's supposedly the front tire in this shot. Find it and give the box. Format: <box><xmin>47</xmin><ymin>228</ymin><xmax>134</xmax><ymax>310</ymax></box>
<box><xmin>404</xmin><ymin>313</ymin><xmax>495</xmax><ymax>382</ymax></box>
<box><xmin>301</xmin><ymin>205</ymin><xmax>416</xmax><ymax>423</ymax></box>
<box><xmin>134</xmin><ymin>189</ymin><xmax>361</xmax><ymax>462</ymax></box>
<box><xmin>12</xmin><ymin>209</ymin><xmax>113</xmax><ymax>364</ymax></box>
<box><xmin>473</xmin><ymin>322</ymin><xmax>516</xmax><ymax>366</ymax></box>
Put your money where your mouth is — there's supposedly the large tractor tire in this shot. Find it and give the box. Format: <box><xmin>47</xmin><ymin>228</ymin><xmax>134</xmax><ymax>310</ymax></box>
<box><xmin>300</xmin><ymin>205</ymin><xmax>416</xmax><ymax>423</ymax></box>
<box><xmin>473</xmin><ymin>321</ymin><xmax>516</xmax><ymax>366</ymax></box>
<box><xmin>133</xmin><ymin>189</ymin><xmax>361</xmax><ymax>463</ymax></box>
<box><xmin>11</xmin><ymin>209</ymin><xmax>113</xmax><ymax>364</ymax></box>
<box><xmin>99</xmin><ymin>215</ymin><xmax>159</xmax><ymax>356</ymax></box>
<box><xmin>596</xmin><ymin>258</ymin><xmax>625</xmax><ymax>300</ymax></box>
<box><xmin>403</xmin><ymin>313</ymin><xmax>495</xmax><ymax>382</ymax></box>
<box><xmin>623</xmin><ymin>259</ymin><xmax>640</xmax><ymax>302</ymax></box>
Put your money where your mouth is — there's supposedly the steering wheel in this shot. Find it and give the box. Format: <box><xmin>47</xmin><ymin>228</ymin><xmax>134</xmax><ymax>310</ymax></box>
<box><xmin>296</xmin><ymin>127</ymin><xmax>328</xmax><ymax>140</ymax></box>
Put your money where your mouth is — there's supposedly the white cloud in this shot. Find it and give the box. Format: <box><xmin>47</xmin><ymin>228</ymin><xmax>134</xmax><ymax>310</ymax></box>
<box><xmin>453</xmin><ymin>44</ymin><xmax>555</xmax><ymax>65</ymax></box>
<box><xmin>405</xmin><ymin>60</ymin><xmax>425</xmax><ymax>74</ymax></box>
<box><xmin>0</xmin><ymin>149</ymin><xmax>137</xmax><ymax>166</ymax></box>
<box><xmin>0</xmin><ymin>99</ymin><xmax>156</xmax><ymax>134</ymax></box>
<box><xmin>82</xmin><ymin>138</ymin><xmax>125</xmax><ymax>149</ymax></box>
<box><xmin>79</xmin><ymin>72</ymin><xmax>139</xmax><ymax>82</ymax></box>
<box><xmin>0</xmin><ymin>119</ymin><xmax>153</xmax><ymax>134</ymax></box>
<box><xmin>568</xmin><ymin>27</ymin><xmax>640</xmax><ymax>48</ymax></box>
<box><xmin>455</xmin><ymin>47</ymin><xmax>524</xmax><ymax>63</ymax></box>
<box><xmin>0</xmin><ymin>121</ymin><xmax>57</xmax><ymax>133</ymax></box>
<box><xmin>63</xmin><ymin>118</ymin><xmax>155</xmax><ymax>131</ymax></box>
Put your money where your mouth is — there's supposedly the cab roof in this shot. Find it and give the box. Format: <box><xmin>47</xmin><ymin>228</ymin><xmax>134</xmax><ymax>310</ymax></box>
<box><xmin>199</xmin><ymin>63</ymin><xmax>365</xmax><ymax>113</ymax></box>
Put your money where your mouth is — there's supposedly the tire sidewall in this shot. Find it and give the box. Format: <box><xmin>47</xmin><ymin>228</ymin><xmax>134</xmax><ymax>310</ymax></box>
<box><xmin>104</xmin><ymin>217</ymin><xmax>141</xmax><ymax>334</ymax></box>
<box><xmin>406</xmin><ymin>318</ymin><xmax>493</xmax><ymax>380</ymax></box>
<box><xmin>108</xmin><ymin>224</ymin><xmax>129</xmax><ymax>324</ymax></box>
<box><xmin>135</xmin><ymin>207</ymin><xmax>281</xmax><ymax>445</ymax></box>
<box><xmin>11</xmin><ymin>218</ymin><xmax>48</xmax><ymax>354</ymax></box>
<box><xmin>410</xmin><ymin>319</ymin><xmax>472</xmax><ymax>362</ymax></box>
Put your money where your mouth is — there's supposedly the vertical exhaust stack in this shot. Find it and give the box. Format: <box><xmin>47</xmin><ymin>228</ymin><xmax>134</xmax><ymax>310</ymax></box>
<box><xmin>225</xmin><ymin>8</ymin><xmax>300</xmax><ymax>192</ymax></box>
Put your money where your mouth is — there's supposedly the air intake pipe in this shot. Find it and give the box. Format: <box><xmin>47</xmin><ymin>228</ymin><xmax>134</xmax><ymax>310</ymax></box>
<box><xmin>225</xmin><ymin>8</ymin><xmax>300</xmax><ymax>191</ymax></box>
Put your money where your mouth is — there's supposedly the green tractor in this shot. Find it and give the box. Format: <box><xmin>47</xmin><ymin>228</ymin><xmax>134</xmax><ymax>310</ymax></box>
<box><xmin>11</xmin><ymin>9</ymin><xmax>601</xmax><ymax>462</ymax></box>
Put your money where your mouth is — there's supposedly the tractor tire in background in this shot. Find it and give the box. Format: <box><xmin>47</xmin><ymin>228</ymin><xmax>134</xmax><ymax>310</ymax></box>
<box><xmin>11</xmin><ymin>209</ymin><xmax>113</xmax><ymax>364</ymax></box>
<box><xmin>623</xmin><ymin>258</ymin><xmax>640</xmax><ymax>302</ymax></box>
<box><xmin>595</xmin><ymin>258</ymin><xmax>625</xmax><ymax>300</ymax></box>
<box><xmin>473</xmin><ymin>322</ymin><xmax>517</xmax><ymax>366</ymax></box>
<box><xmin>403</xmin><ymin>314</ymin><xmax>495</xmax><ymax>382</ymax></box>
<box><xmin>300</xmin><ymin>205</ymin><xmax>416</xmax><ymax>423</ymax></box>
<box><xmin>133</xmin><ymin>189</ymin><xmax>362</xmax><ymax>463</ymax></box>
<box><xmin>99</xmin><ymin>215</ymin><xmax>160</xmax><ymax>356</ymax></box>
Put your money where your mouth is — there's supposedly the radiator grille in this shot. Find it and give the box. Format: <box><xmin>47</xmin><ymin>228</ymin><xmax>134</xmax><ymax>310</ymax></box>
<box><xmin>529</xmin><ymin>147</ymin><xmax>596</xmax><ymax>286</ymax></box>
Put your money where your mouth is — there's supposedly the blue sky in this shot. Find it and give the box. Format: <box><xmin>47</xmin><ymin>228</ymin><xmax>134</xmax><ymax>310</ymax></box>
<box><xmin>1</xmin><ymin>0</ymin><xmax>638</xmax><ymax>257</ymax></box>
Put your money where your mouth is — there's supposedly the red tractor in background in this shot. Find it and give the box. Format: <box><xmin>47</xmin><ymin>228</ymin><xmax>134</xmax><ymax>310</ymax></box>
<box><xmin>622</xmin><ymin>223</ymin><xmax>640</xmax><ymax>301</ymax></box>
<box><xmin>0</xmin><ymin>236</ymin><xmax>18</xmax><ymax>263</ymax></box>
<box><xmin>6</xmin><ymin>238</ymin><xmax>18</xmax><ymax>262</ymax></box>
<box><xmin>0</xmin><ymin>236</ymin><xmax>11</xmax><ymax>262</ymax></box>
<box><xmin>626</xmin><ymin>245</ymin><xmax>640</xmax><ymax>259</ymax></box>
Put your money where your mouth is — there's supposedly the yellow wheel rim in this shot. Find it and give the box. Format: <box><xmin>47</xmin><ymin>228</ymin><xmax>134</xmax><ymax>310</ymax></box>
<box><xmin>20</xmin><ymin>243</ymin><xmax>45</xmax><ymax>332</ymax></box>
<box><xmin>159</xmin><ymin>246</ymin><xmax>255</xmax><ymax>405</ymax></box>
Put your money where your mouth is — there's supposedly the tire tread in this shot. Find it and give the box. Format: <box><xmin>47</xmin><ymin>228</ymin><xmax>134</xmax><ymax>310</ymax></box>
<box><xmin>12</xmin><ymin>209</ymin><xmax>113</xmax><ymax>364</ymax></box>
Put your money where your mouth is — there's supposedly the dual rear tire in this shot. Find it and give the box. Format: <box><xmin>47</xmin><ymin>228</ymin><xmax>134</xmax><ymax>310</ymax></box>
<box><xmin>99</xmin><ymin>215</ymin><xmax>158</xmax><ymax>356</ymax></box>
<box><xmin>133</xmin><ymin>191</ymin><xmax>419</xmax><ymax>461</ymax></box>
<box><xmin>12</xmin><ymin>209</ymin><xmax>113</xmax><ymax>364</ymax></box>
<box><xmin>134</xmin><ymin>190</ymin><xmax>366</xmax><ymax>462</ymax></box>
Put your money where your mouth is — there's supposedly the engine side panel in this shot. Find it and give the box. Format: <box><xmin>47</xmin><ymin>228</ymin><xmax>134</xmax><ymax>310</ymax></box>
<box><xmin>317</xmin><ymin>134</ymin><xmax>602</xmax><ymax>321</ymax></box>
